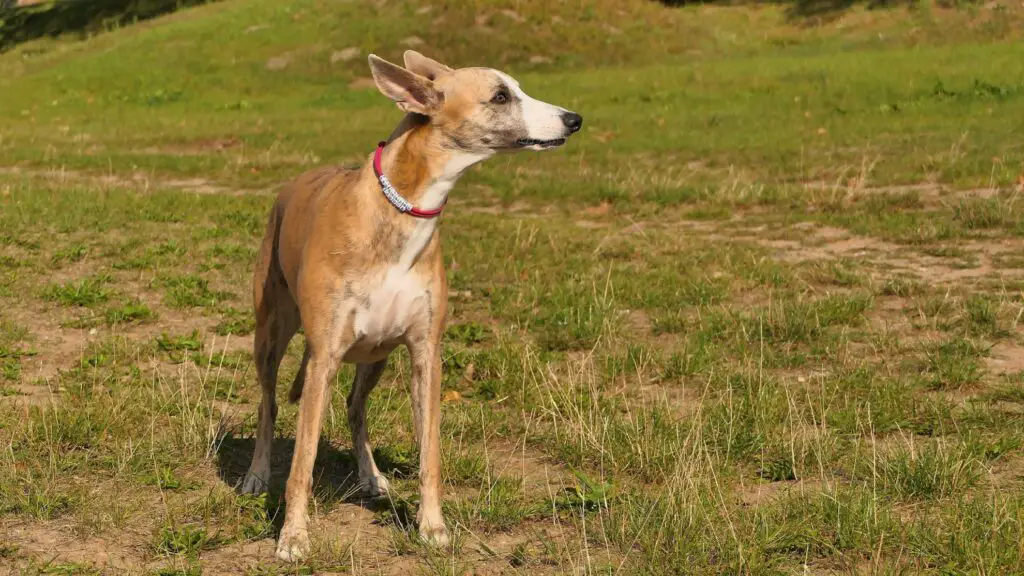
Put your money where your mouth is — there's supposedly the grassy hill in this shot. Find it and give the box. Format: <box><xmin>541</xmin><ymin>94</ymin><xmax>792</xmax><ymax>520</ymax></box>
<box><xmin>3</xmin><ymin>0</ymin><xmax>1024</xmax><ymax>574</ymax></box>
<box><xmin>2</xmin><ymin>0</ymin><xmax>1023</xmax><ymax>194</ymax></box>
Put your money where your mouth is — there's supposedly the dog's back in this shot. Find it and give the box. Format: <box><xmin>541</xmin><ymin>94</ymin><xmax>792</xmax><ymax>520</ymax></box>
<box><xmin>255</xmin><ymin>164</ymin><xmax>361</xmax><ymax>293</ymax></box>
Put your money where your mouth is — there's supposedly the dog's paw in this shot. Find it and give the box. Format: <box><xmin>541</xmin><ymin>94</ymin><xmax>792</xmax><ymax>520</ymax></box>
<box><xmin>419</xmin><ymin>522</ymin><xmax>450</xmax><ymax>548</ymax></box>
<box><xmin>359</xmin><ymin>473</ymin><xmax>390</xmax><ymax>497</ymax></box>
<box><xmin>240</xmin><ymin>471</ymin><xmax>269</xmax><ymax>495</ymax></box>
<box><xmin>275</xmin><ymin>527</ymin><xmax>310</xmax><ymax>562</ymax></box>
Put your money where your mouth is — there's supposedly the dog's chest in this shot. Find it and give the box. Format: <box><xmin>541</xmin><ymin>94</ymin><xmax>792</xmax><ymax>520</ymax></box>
<box><xmin>350</xmin><ymin>269</ymin><xmax>430</xmax><ymax>347</ymax></box>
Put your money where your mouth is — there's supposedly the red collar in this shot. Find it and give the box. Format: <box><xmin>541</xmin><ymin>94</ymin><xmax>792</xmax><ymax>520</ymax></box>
<box><xmin>373</xmin><ymin>141</ymin><xmax>446</xmax><ymax>218</ymax></box>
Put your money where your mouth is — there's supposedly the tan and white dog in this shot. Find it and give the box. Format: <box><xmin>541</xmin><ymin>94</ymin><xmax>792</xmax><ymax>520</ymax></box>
<box><xmin>242</xmin><ymin>50</ymin><xmax>582</xmax><ymax>561</ymax></box>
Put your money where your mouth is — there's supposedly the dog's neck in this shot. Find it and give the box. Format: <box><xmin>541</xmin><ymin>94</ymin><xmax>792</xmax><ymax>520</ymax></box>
<box><xmin>371</xmin><ymin>114</ymin><xmax>492</xmax><ymax>271</ymax></box>
<box><xmin>377</xmin><ymin>115</ymin><xmax>490</xmax><ymax>210</ymax></box>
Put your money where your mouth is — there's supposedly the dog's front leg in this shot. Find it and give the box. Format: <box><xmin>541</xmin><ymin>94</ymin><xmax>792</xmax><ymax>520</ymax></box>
<box><xmin>408</xmin><ymin>337</ymin><xmax>449</xmax><ymax>546</ymax></box>
<box><xmin>277</xmin><ymin>343</ymin><xmax>346</xmax><ymax>562</ymax></box>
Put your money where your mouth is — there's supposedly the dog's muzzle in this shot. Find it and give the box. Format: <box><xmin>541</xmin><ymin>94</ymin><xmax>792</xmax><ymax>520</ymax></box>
<box><xmin>514</xmin><ymin>112</ymin><xmax>583</xmax><ymax>150</ymax></box>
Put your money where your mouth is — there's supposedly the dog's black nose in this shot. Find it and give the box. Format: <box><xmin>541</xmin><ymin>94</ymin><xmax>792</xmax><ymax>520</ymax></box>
<box><xmin>561</xmin><ymin>112</ymin><xmax>583</xmax><ymax>133</ymax></box>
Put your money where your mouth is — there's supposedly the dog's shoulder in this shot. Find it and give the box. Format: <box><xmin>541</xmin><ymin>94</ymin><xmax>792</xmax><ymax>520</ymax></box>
<box><xmin>296</xmin><ymin>164</ymin><xmax>359</xmax><ymax>191</ymax></box>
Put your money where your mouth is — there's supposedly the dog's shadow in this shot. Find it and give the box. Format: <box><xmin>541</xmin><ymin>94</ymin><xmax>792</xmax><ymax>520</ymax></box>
<box><xmin>215</xmin><ymin>434</ymin><xmax>419</xmax><ymax>530</ymax></box>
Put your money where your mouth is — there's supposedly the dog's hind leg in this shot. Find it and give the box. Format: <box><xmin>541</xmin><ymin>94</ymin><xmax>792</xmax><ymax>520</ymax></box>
<box><xmin>242</xmin><ymin>214</ymin><xmax>299</xmax><ymax>495</ymax></box>
<box><xmin>242</xmin><ymin>296</ymin><xmax>298</xmax><ymax>495</ymax></box>
<box><xmin>347</xmin><ymin>359</ymin><xmax>390</xmax><ymax>496</ymax></box>
<box><xmin>287</xmin><ymin>345</ymin><xmax>310</xmax><ymax>403</ymax></box>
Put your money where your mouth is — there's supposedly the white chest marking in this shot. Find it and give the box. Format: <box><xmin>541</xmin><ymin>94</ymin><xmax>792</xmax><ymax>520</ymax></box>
<box><xmin>348</xmin><ymin>149</ymin><xmax>491</xmax><ymax>348</ymax></box>
<box><xmin>352</xmin><ymin>269</ymin><xmax>428</xmax><ymax>346</ymax></box>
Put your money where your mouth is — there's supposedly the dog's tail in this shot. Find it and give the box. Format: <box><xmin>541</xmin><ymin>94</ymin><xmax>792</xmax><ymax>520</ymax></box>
<box><xmin>287</xmin><ymin>345</ymin><xmax>309</xmax><ymax>403</ymax></box>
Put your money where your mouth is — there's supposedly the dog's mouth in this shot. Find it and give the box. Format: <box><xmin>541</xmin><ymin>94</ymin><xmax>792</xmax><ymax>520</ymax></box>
<box><xmin>513</xmin><ymin>137</ymin><xmax>567</xmax><ymax>150</ymax></box>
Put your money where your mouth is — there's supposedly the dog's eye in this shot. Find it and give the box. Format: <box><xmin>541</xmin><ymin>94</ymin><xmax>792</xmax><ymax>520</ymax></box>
<box><xmin>491</xmin><ymin>89</ymin><xmax>509</xmax><ymax>104</ymax></box>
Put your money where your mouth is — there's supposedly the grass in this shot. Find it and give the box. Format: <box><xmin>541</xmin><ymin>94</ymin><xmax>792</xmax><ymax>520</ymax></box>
<box><xmin>41</xmin><ymin>274</ymin><xmax>113</xmax><ymax>308</ymax></box>
<box><xmin>3</xmin><ymin>0</ymin><xmax>1024</xmax><ymax>573</ymax></box>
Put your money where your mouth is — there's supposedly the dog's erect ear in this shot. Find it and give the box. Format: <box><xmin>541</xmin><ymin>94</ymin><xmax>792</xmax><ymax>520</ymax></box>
<box><xmin>368</xmin><ymin>54</ymin><xmax>443</xmax><ymax>115</ymax></box>
<box><xmin>402</xmin><ymin>50</ymin><xmax>452</xmax><ymax>81</ymax></box>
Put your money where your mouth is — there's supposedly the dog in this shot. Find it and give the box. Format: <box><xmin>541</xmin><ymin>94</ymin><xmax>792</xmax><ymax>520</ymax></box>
<box><xmin>241</xmin><ymin>50</ymin><xmax>582</xmax><ymax>561</ymax></box>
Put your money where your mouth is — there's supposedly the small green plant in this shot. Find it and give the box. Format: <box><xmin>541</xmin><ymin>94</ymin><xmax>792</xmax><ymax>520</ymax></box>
<box><xmin>142</xmin><ymin>467</ymin><xmax>183</xmax><ymax>490</ymax></box>
<box><xmin>0</xmin><ymin>345</ymin><xmax>31</xmax><ymax>381</ymax></box>
<box><xmin>509</xmin><ymin>542</ymin><xmax>530</xmax><ymax>567</ymax></box>
<box><xmin>449</xmin><ymin>476</ymin><xmax>537</xmax><ymax>531</ymax></box>
<box><xmin>105</xmin><ymin>300</ymin><xmax>155</xmax><ymax>325</ymax></box>
<box><xmin>79</xmin><ymin>350</ymin><xmax>109</xmax><ymax>369</ymax></box>
<box><xmin>191</xmin><ymin>350</ymin><xmax>250</xmax><ymax>370</ymax></box>
<box><xmin>156</xmin><ymin>331</ymin><xmax>202</xmax><ymax>353</ymax></box>
<box><xmin>651</xmin><ymin>310</ymin><xmax>687</xmax><ymax>335</ymax></box>
<box><xmin>154</xmin><ymin>239</ymin><xmax>186</xmax><ymax>256</ymax></box>
<box><xmin>880</xmin><ymin>276</ymin><xmax>922</xmax><ymax>297</ymax></box>
<box><xmin>877</xmin><ymin>443</ymin><xmax>980</xmax><ymax>501</ymax></box>
<box><xmin>551</xmin><ymin>471</ymin><xmax>613</xmax><ymax>513</ymax></box>
<box><xmin>444</xmin><ymin>452</ymin><xmax>488</xmax><ymax>487</ymax></box>
<box><xmin>373</xmin><ymin>444</ymin><xmax>418</xmax><ymax>478</ymax></box>
<box><xmin>154</xmin><ymin>524</ymin><xmax>210</xmax><ymax>556</ymax></box>
<box><xmin>40</xmin><ymin>562</ymin><xmax>101</xmax><ymax>575</ymax></box>
<box><xmin>153</xmin><ymin>565</ymin><xmax>202</xmax><ymax>576</ymax></box>
<box><xmin>923</xmin><ymin>338</ymin><xmax>987</xmax><ymax>390</ymax></box>
<box><xmin>374</xmin><ymin>494</ymin><xmax>417</xmax><ymax>529</ymax></box>
<box><xmin>213</xmin><ymin>307</ymin><xmax>255</xmax><ymax>336</ymax></box>
<box><xmin>758</xmin><ymin>453</ymin><xmax>797</xmax><ymax>482</ymax></box>
<box><xmin>159</xmin><ymin>274</ymin><xmax>232</xmax><ymax>308</ymax></box>
<box><xmin>5</xmin><ymin>486</ymin><xmax>76</xmax><ymax>520</ymax></box>
<box><xmin>238</xmin><ymin>493</ymin><xmax>275</xmax><ymax>540</ymax></box>
<box><xmin>964</xmin><ymin>294</ymin><xmax>1005</xmax><ymax>337</ymax></box>
<box><xmin>533</xmin><ymin>294</ymin><xmax>615</xmax><ymax>351</ymax></box>
<box><xmin>156</xmin><ymin>331</ymin><xmax>202</xmax><ymax>362</ymax></box>
<box><xmin>204</xmin><ymin>376</ymin><xmax>242</xmax><ymax>402</ymax></box>
<box><xmin>42</xmin><ymin>275</ymin><xmax>112</xmax><ymax>307</ymax></box>
<box><xmin>445</xmin><ymin>321</ymin><xmax>488</xmax><ymax>345</ymax></box>
<box><xmin>50</xmin><ymin>243</ymin><xmax>88</xmax><ymax>265</ymax></box>
<box><xmin>953</xmin><ymin>197</ymin><xmax>1008</xmax><ymax>229</ymax></box>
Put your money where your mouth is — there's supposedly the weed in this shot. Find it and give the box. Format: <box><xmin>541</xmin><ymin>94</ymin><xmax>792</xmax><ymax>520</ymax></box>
<box><xmin>156</xmin><ymin>331</ymin><xmax>202</xmax><ymax>362</ymax></box>
<box><xmin>921</xmin><ymin>338</ymin><xmax>987</xmax><ymax>390</ymax></box>
<box><xmin>876</xmin><ymin>442</ymin><xmax>980</xmax><ymax>501</ymax></box>
<box><xmin>881</xmin><ymin>276</ymin><xmax>923</xmax><ymax>297</ymax></box>
<box><xmin>41</xmin><ymin>275</ymin><xmax>112</xmax><ymax>307</ymax></box>
<box><xmin>50</xmin><ymin>243</ymin><xmax>88</xmax><ymax>265</ymax></box>
<box><xmin>449</xmin><ymin>476</ymin><xmax>539</xmax><ymax>531</ymax></box>
<box><xmin>551</xmin><ymin>471</ymin><xmax>613</xmax><ymax>513</ymax></box>
<box><xmin>154</xmin><ymin>524</ymin><xmax>211</xmax><ymax>556</ymax></box>
<box><xmin>159</xmin><ymin>274</ymin><xmax>232</xmax><ymax>308</ymax></box>
<box><xmin>141</xmin><ymin>467</ymin><xmax>184</xmax><ymax>490</ymax></box>
<box><xmin>445</xmin><ymin>322</ymin><xmax>488</xmax><ymax>345</ymax></box>
<box><xmin>964</xmin><ymin>294</ymin><xmax>1006</xmax><ymax>337</ymax></box>
<box><xmin>106</xmin><ymin>300</ymin><xmax>156</xmax><ymax>325</ymax></box>
<box><xmin>213</xmin><ymin>307</ymin><xmax>254</xmax><ymax>336</ymax></box>
<box><xmin>953</xmin><ymin>197</ymin><xmax>1010</xmax><ymax>229</ymax></box>
<box><xmin>40</xmin><ymin>563</ymin><xmax>101</xmax><ymax>575</ymax></box>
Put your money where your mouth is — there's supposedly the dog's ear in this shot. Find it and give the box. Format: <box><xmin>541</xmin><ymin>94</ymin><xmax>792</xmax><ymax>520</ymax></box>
<box><xmin>402</xmin><ymin>50</ymin><xmax>452</xmax><ymax>81</ymax></box>
<box><xmin>368</xmin><ymin>54</ymin><xmax>443</xmax><ymax>115</ymax></box>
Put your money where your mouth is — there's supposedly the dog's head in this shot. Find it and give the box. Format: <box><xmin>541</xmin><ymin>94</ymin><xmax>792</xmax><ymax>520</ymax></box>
<box><xmin>368</xmin><ymin>51</ymin><xmax>582</xmax><ymax>153</ymax></box>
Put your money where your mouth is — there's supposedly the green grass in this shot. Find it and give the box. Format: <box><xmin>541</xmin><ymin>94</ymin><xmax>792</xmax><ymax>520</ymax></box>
<box><xmin>41</xmin><ymin>275</ymin><xmax>113</xmax><ymax>308</ymax></box>
<box><xmin>3</xmin><ymin>0</ymin><xmax>1024</xmax><ymax>573</ymax></box>
<box><xmin>921</xmin><ymin>337</ymin><xmax>988</xmax><ymax>390</ymax></box>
